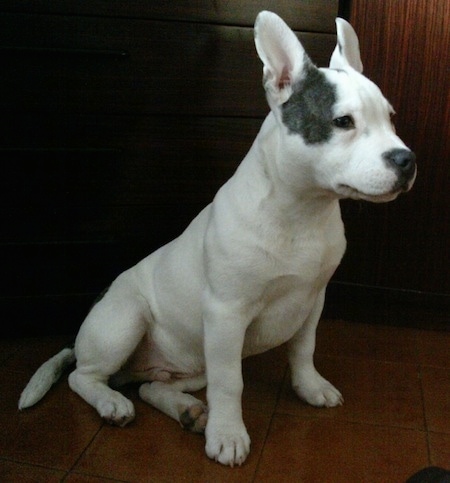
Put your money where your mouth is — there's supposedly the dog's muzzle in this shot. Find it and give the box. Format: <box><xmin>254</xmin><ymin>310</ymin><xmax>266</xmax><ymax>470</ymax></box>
<box><xmin>383</xmin><ymin>148</ymin><xmax>417</xmax><ymax>191</ymax></box>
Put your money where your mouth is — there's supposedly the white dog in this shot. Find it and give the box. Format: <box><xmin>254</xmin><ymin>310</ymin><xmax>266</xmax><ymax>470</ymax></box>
<box><xmin>19</xmin><ymin>11</ymin><xmax>416</xmax><ymax>467</ymax></box>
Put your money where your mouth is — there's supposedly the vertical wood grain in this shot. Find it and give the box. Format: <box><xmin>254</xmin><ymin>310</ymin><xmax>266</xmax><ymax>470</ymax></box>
<box><xmin>339</xmin><ymin>0</ymin><xmax>450</xmax><ymax>295</ymax></box>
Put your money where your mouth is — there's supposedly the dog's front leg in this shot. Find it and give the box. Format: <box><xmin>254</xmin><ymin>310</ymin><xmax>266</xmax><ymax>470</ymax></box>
<box><xmin>203</xmin><ymin>296</ymin><xmax>251</xmax><ymax>467</ymax></box>
<box><xmin>288</xmin><ymin>289</ymin><xmax>344</xmax><ymax>408</ymax></box>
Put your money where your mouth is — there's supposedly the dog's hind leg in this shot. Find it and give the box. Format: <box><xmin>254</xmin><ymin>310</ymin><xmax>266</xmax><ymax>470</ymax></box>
<box><xmin>69</xmin><ymin>284</ymin><xmax>148</xmax><ymax>426</ymax></box>
<box><xmin>288</xmin><ymin>289</ymin><xmax>344</xmax><ymax>408</ymax></box>
<box><xmin>139</xmin><ymin>375</ymin><xmax>208</xmax><ymax>433</ymax></box>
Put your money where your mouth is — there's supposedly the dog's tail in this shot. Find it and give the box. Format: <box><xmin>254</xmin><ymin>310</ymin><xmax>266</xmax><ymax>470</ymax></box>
<box><xmin>18</xmin><ymin>344</ymin><xmax>76</xmax><ymax>410</ymax></box>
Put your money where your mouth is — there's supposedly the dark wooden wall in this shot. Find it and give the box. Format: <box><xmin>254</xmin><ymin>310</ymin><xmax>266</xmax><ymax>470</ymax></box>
<box><xmin>2</xmin><ymin>1</ymin><xmax>447</xmax><ymax>336</ymax></box>
<box><xmin>0</xmin><ymin>1</ymin><xmax>338</xmax><ymax>335</ymax></box>
<box><xmin>326</xmin><ymin>0</ymin><xmax>449</xmax><ymax>330</ymax></box>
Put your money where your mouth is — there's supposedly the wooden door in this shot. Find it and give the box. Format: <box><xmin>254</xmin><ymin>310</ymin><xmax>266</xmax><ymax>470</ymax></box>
<box><xmin>327</xmin><ymin>0</ymin><xmax>449</xmax><ymax>329</ymax></box>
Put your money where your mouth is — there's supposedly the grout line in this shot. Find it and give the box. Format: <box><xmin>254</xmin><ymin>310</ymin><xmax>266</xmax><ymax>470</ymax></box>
<box><xmin>415</xmin><ymin>329</ymin><xmax>434</xmax><ymax>464</ymax></box>
<box><xmin>251</xmin><ymin>363</ymin><xmax>289</xmax><ymax>482</ymax></box>
<box><xmin>62</xmin><ymin>468</ymin><xmax>128</xmax><ymax>483</ymax></box>
<box><xmin>65</xmin><ymin>421</ymin><xmax>106</xmax><ymax>476</ymax></box>
<box><xmin>0</xmin><ymin>456</ymin><xmax>67</xmax><ymax>477</ymax></box>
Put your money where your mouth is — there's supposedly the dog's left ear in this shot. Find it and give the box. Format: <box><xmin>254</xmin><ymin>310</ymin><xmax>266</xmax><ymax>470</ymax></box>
<box><xmin>254</xmin><ymin>11</ymin><xmax>312</xmax><ymax>107</ymax></box>
<box><xmin>329</xmin><ymin>18</ymin><xmax>363</xmax><ymax>73</ymax></box>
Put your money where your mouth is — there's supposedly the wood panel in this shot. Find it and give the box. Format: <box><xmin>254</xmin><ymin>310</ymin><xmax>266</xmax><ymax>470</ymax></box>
<box><xmin>0</xmin><ymin>115</ymin><xmax>262</xmax><ymax>308</ymax></box>
<box><xmin>0</xmin><ymin>115</ymin><xmax>261</xmax><ymax>243</ymax></box>
<box><xmin>0</xmin><ymin>14</ymin><xmax>335</xmax><ymax>116</ymax></box>
<box><xmin>335</xmin><ymin>0</ymin><xmax>450</xmax><ymax>299</ymax></box>
<box><xmin>0</xmin><ymin>0</ymin><xmax>338</xmax><ymax>32</ymax></box>
<box><xmin>0</xmin><ymin>3</ymin><xmax>339</xmax><ymax>336</ymax></box>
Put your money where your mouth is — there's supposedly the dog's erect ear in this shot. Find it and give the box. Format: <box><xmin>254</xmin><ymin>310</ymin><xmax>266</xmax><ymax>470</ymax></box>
<box><xmin>329</xmin><ymin>18</ymin><xmax>363</xmax><ymax>73</ymax></box>
<box><xmin>254</xmin><ymin>11</ymin><xmax>312</xmax><ymax>106</ymax></box>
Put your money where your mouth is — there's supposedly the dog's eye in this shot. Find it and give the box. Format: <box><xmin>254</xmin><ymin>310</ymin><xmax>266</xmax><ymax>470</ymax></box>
<box><xmin>333</xmin><ymin>116</ymin><xmax>355</xmax><ymax>129</ymax></box>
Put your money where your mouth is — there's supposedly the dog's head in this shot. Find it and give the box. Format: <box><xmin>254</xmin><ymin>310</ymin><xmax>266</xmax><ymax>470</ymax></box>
<box><xmin>254</xmin><ymin>11</ymin><xmax>416</xmax><ymax>202</ymax></box>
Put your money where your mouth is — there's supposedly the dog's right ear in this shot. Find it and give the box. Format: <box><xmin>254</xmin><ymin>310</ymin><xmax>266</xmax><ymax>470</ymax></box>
<box><xmin>254</xmin><ymin>11</ymin><xmax>312</xmax><ymax>107</ymax></box>
<box><xmin>329</xmin><ymin>18</ymin><xmax>363</xmax><ymax>73</ymax></box>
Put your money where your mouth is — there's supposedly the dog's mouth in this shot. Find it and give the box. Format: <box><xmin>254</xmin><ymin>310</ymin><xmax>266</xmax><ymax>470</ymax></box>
<box><xmin>336</xmin><ymin>184</ymin><xmax>402</xmax><ymax>203</ymax></box>
<box><xmin>336</xmin><ymin>170</ymin><xmax>416</xmax><ymax>202</ymax></box>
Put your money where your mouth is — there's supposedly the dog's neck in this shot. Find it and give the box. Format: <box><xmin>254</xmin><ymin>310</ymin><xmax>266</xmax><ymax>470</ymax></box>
<box><xmin>233</xmin><ymin>112</ymin><xmax>341</xmax><ymax>229</ymax></box>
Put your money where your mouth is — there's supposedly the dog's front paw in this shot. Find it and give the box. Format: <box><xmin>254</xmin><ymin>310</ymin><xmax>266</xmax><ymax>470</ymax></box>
<box><xmin>293</xmin><ymin>372</ymin><xmax>343</xmax><ymax>408</ymax></box>
<box><xmin>205</xmin><ymin>420</ymin><xmax>251</xmax><ymax>467</ymax></box>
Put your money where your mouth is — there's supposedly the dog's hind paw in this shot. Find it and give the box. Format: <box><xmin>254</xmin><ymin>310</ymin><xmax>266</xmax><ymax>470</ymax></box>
<box><xmin>179</xmin><ymin>403</ymin><xmax>208</xmax><ymax>433</ymax></box>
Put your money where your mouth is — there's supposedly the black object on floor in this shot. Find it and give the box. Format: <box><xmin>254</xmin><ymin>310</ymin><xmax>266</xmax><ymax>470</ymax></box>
<box><xmin>406</xmin><ymin>467</ymin><xmax>450</xmax><ymax>483</ymax></box>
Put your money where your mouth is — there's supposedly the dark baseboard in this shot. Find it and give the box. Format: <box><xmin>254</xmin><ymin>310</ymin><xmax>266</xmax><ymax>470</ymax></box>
<box><xmin>2</xmin><ymin>294</ymin><xmax>93</xmax><ymax>338</ymax></box>
<box><xmin>324</xmin><ymin>281</ymin><xmax>450</xmax><ymax>331</ymax></box>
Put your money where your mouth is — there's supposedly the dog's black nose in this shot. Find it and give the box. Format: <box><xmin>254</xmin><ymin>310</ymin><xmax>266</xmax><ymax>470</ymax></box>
<box><xmin>384</xmin><ymin>148</ymin><xmax>416</xmax><ymax>171</ymax></box>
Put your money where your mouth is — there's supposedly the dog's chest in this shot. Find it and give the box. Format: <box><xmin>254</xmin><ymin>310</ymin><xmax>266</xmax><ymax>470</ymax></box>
<box><xmin>242</xmin><ymin>276</ymin><xmax>318</xmax><ymax>357</ymax></box>
<box><xmin>242</xmin><ymin>230</ymin><xmax>345</xmax><ymax>357</ymax></box>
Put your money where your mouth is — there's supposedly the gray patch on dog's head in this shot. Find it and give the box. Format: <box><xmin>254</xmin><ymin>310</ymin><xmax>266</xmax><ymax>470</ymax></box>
<box><xmin>282</xmin><ymin>60</ymin><xmax>337</xmax><ymax>144</ymax></box>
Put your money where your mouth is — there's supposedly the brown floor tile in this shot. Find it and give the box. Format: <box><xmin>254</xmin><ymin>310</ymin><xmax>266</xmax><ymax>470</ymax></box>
<box><xmin>277</xmin><ymin>356</ymin><xmax>425</xmax><ymax>430</ymax></box>
<box><xmin>255</xmin><ymin>414</ymin><xmax>429</xmax><ymax>483</ymax></box>
<box><xmin>317</xmin><ymin>320</ymin><xmax>419</xmax><ymax>363</ymax></box>
<box><xmin>74</xmin><ymin>398</ymin><xmax>271</xmax><ymax>482</ymax></box>
<box><xmin>242</xmin><ymin>344</ymin><xmax>288</xmax><ymax>413</ymax></box>
<box><xmin>1</xmin><ymin>323</ymin><xmax>445</xmax><ymax>482</ymax></box>
<box><xmin>417</xmin><ymin>330</ymin><xmax>450</xmax><ymax>368</ymax></box>
<box><xmin>0</xmin><ymin>460</ymin><xmax>65</xmax><ymax>482</ymax></box>
<box><xmin>66</xmin><ymin>472</ymin><xmax>128</xmax><ymax>482</ymax></box>
<box><xmin>346</xmin><ymin>359</ymin><xmax>424</xmax><ymax>429</ymax></box>
<box><xmin>428</xmin><ymin>432</ymin><xmax>450</xmax><ymax>469</ymax></box>
<box><xmin>422</xmin><ymin>366</ymin><xmax>450</xmax><ymax>433</ymax></box>
<box><xmin>0</xmin><ymin>368</ymin><xmax>102</xmax><ymax>470</ymax></box>
<box><xmin>2</xmin><ymin>335</ymin><xmax>73</xmax><ymax>375</ymax></box>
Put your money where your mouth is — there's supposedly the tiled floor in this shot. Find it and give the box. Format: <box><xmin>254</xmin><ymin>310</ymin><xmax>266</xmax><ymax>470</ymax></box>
<box><xmin>1</xmin><ymin>320</ymin><xmax>449</xmax><ymax>482</ymax></box>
